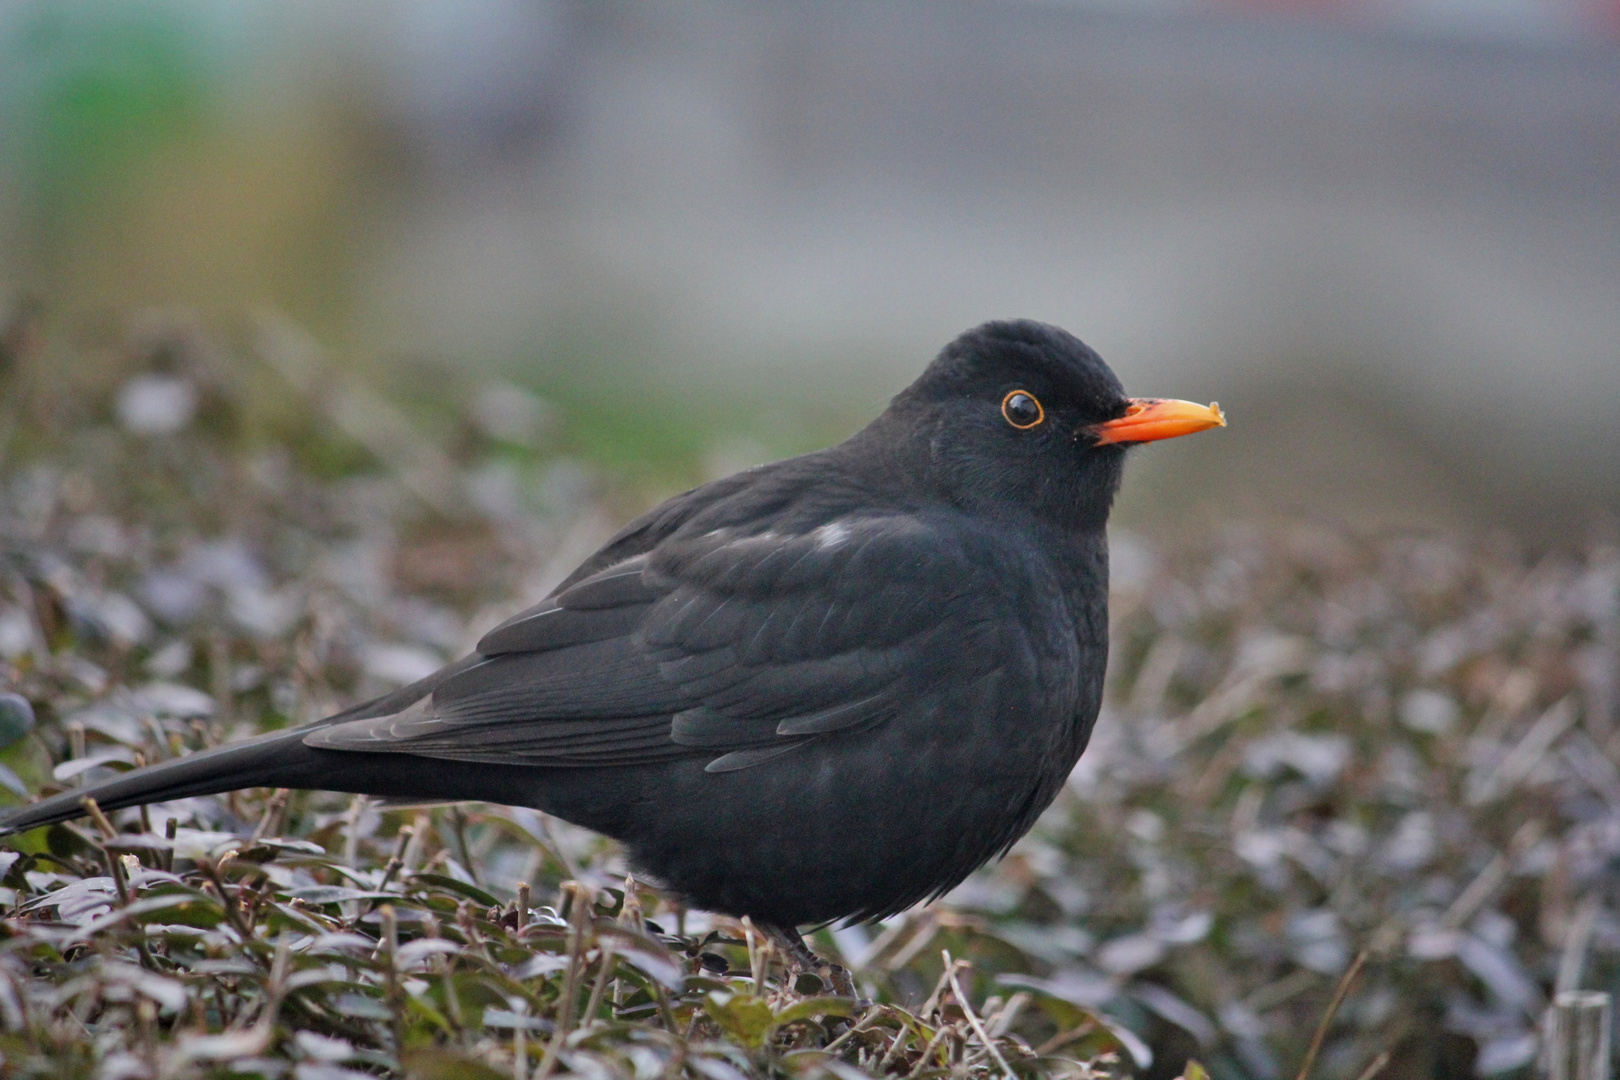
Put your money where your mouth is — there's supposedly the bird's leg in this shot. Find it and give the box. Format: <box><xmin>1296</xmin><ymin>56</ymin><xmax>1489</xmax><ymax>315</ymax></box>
<box><xmin>760</xmin><ymin>923</ymin><xmax>857</xmax><ymax>998</ymax></box>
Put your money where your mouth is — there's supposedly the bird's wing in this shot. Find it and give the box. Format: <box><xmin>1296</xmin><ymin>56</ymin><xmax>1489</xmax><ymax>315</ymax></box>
<box><xmin>305</xmin><ymin>514</ymin><xmax>1032</xmax><ymax>772</ymax></box>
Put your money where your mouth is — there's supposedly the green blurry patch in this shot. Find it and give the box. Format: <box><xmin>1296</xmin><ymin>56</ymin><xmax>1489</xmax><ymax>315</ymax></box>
<box><xmin>7</xmin><ymin>4</ymin><xmax>208</xmax><ymax>217</ymax></box>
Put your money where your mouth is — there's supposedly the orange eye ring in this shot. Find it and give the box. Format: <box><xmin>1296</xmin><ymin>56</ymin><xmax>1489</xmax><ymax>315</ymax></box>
<box><xmin>1001</xmin><ymin>390</ymin><xmax>1044</xmax><ymax>429</ymax></box>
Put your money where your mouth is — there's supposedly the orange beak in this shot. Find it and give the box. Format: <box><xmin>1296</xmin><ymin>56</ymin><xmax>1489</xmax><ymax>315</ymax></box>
<box><xmin>1090</xmin><ymin>398</ymin><xmax>1226</xmax><ymax>446</ymax></box>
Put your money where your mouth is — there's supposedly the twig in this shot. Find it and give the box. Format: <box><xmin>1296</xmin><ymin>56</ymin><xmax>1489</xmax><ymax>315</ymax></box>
<box><xmin>1439</xmin><ymin>855</ymin><xmax>1506</xmax><ymax>930</ymax></box>
<box><xmin>402</xmin><ymin>812</ymin><xmax>430</xmax><ymax>872</ymax></box>
<box><xmin>1556</xmin><ymin>895</ymin><xmax>1602</xmax><ymax>995</ymax></box>
<box><xmin>876</xmin><ymin>1021</ymin><xmax>912</xmax><ymax>1071</ymax></box>
<box><xmin>429</xmin><ymin>915</ymin><xmax>465</xmax><ymax>1035</ymax></box>
<box><xmin>653</xmin><ymin>970</ymin><xmax>679</xmax><ymax>1034</ymax></box>
<box><xmin>629</xmin><ymin>881</ymin><xmax>675</xmax><ymax>1033</ymax></box>
<box><xmin>250</xmin><ymin>789</ymin><xmax>289</xmax><ymax>844</ymax></box>
<box><xmin>162</xmin><ymin>817</ymin><xmax>178</xmax><ymax>873</ymax></box>
<box><xmin>618</xmin><ymin>876</ymin><xmax>643</xmax><ymax>933</ymax></box>
<box><xmin>536</xmin><ymin>882</ymin><xmax>592</xmax><ymax>1079</ymax></box>
<box><xmin>350</xmin><ymin>826</ymin><xmax>417</xmax><ymax>929</ymax></box>
<box><xmin>661</xmin><ymin>1033</ymin><xmax>687</xmax><ymax>1080</ymax></box>
<box><xmin>945</xmin><ymin>951</ymin><xmax>1016</xmax><ymax>1080</ymax></box>
<box><xmin>917</xmin><ymin>959</ymin><xmax>961</xmax><ymax>1020</ymax></box>
<box><xmin>343</xmin><ymin>795</ymin><xmax>368</xmax><ymax>869</ymax></box>
<box><xmin>537</xmin><ymin>814</ymin><xmax>582</xmax><ymax>883</ymax></box>
<box><xmin>742</xmin><ymin>916</ymin><xmax>765</xmax><ymax>994</ymax></box>
<box><xmin>105</xmin><ymin>846</ymin><xmax>131</xmax><ymax>907</ymax></box>
<box><xmin>80</xmin><ymin>796</ymin><xmax>117</xmax><ymax>840</ymax></box>
<box><xmin>884</xmin><ymin>912</ymin><xmax>943</xmax><ymax>975</ymax></box>
<box><xmin>67</xmin><ymin>723</ymin><xmax>86</xmax><ymax>785</ymax></box>
<box><xmin>457</xmin><ymin>900</ymin><xmax>498</xmax><ymax>966</ymax></box>
<box><xmin>133</xmin><ymin>762</ymin><xmax>152</xmax><ymax>839</ymax></box>
<box><xmin>1292</xmin><ymin>950</ymin><xmax>1369</xmax><ymax>1080</ymax></box>
<box><xmin>511</xmin><ymin>996</ymin><xmax>532</xmax><ymax>1080</ymax></box>
<box><xmin>857</xmin><ymin>912</ymin><xmax>924</xmax><ymax>973</ymax></box>
<box><xmin>1034</xmin><ymin>1022</ymin><xmax>1099</xmax><ymax>1057</ymax></box>
<box><xmin>1244</xmin><ymin>969</ymin><xmax>1319</xmax><ymax>1014</ymax></box>
<box><xmin>378</xmin><ymin>826</ymin><xmax>414</xmax><ymax>892</ymax></box>
<box><xmin>821</xmin><ymin>1007</ymin><xmax>884</xmax><ymax>1056</ymax></box>
<box><xmin>380</xmin><ymin>905</ymin><xmax>403</xmax><ymax>1057</ymax></box>
<box><xmin>904</xmin><ymin>1023</ymin><xmax>954</xmax><ymax>1080</ymax></box>
<box><xmin>582</xmin><ymin>940</ymin><xmax>617</xmax><ymax>1028</ymax></box>
<box><xmin>987</xmin><ymin>992</ymin><xmax>1030</xmax><ymax>1038</ymax></box>
<box><xmin>210</xmin><ymin>634</ymin><xmax>234</xmax><ymax>728</ymax></box>
<box><xmin>1352</xmin><ymin>1050</ymin><xmax>1391</xmax><ymax>1080</ymax></box>
<box><xmin>1467</xmin><ymin>698</ymin><xmax>1577</xmax><ymax>806</ymax></box>
<box><xmin>1442</xmin><ymin>819</ymin><xmax>1543</xmax><ymax>931</ymax></box>
<box><xmin>200</xmin><ymin>854</ymin><xmax>254</xmax><ymax>943</ymax></box>
<box><xmin>451</xmin><ymin>805</ymin><xmax>480</xmax><ymax>886</ymax></box>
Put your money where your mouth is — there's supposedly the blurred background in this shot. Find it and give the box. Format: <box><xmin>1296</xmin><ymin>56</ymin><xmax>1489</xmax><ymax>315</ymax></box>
<box><xmin>2</xmin><ymin>0</ymin><xmax>1619</xmax><ymax>536</ymax></box>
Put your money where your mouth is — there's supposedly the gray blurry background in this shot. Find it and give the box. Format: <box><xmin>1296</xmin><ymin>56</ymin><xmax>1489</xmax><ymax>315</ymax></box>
<box><xmin>3</xmin><ymin>0</ymin><xmax>1618</xmax><ymax>538</ymax></box>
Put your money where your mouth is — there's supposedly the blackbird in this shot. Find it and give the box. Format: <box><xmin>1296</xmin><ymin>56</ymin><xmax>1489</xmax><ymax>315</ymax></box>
<box><xmin>0</xmin><ymin>319</ymin><xmax>1222</xmax><ymax>967</ymax></box>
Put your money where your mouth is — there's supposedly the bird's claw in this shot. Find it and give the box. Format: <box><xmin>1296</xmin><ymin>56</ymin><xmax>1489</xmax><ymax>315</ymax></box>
<box><xmin>762</xmin><ymin>924</ymin><xmax>859</xmax><ymax>999</ymax></box>
<box><xmin>821</xmin><ymin>961</ymin><xmax>857</xmax><ymax>998</ymax></box>
<box><xmin>792</xmin><ymin>958</ymin><xmax>857</xmax><ymax>999</ymax></box>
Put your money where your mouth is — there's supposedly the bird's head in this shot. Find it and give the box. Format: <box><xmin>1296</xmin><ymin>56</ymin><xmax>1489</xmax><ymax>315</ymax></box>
<box><xmin>880</xmin><ymin>320</ymin><xmax>1225</xmax><ymax>532</ymax></box>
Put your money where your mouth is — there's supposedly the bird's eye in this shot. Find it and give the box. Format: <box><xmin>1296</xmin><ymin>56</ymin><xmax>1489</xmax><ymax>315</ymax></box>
<box><xmin>1001</xmin><ymin>390</ymin><xmax>1044</xmax><ymax>429</ymax></box>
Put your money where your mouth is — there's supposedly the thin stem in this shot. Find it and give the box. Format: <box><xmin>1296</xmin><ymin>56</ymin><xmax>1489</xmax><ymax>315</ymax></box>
<box><xmin>742</xmin><ymin>917</ymin><xmax>765</xmax><ymax>995</ymax></box>
<box><xmin>79</xmin><ymin>796</ymin><xmax>117</xmax><ymax>840</ymax></box>
<box><xmin>945</xmin><ymin>951</ymin><xmax>1015</xmax><ymax>1080</ymax></box>
<box><xmin>582</xmin><ymin>942</ymin><xmax>617</xmax><ymax>1028</ymax></box>
<box><xmin>1353</xmin><ymin>1050</ymin><xmax>1392</xmax><ymax>1080</ymax></box>
<box><xmin>1293</xmin><ymin>950</ymin><xmax>1369</xmax><ymax>1080</ymax></box>
<box><xmin>536</xmin><ymin>883</ymin><xmax>591</xmax><ymax>1080</ymax></box>
<box><xmin>250</xmin><ymin>789</ymin><xmax>289</xmax><ymax>844</ymax></box>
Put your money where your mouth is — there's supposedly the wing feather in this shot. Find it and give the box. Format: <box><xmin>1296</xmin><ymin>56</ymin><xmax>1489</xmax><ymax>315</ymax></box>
<box><xmin>308</xmin><ymin>512</ymin><xmax>1028</xmax><ymax>772</ymax></box>
<box><xmin>555</xmin><ymin>557</ymin><xmax>660</xmax><ymax>609</ymax></box>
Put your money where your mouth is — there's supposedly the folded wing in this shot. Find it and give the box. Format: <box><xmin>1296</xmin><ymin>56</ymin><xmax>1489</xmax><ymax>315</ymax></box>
<box><xmin>306</xmin><ymin>515</ymin><xmax>1025</xmax><ymax>772</ymax></box>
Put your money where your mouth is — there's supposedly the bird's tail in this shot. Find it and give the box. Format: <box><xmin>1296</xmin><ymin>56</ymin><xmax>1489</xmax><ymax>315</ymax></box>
<box><xmin>0</xmin><ymin>657</ymin><xmax>486</xmax><ymax>837</ymax></box>
<box><xmin>0</xmin><ymin>726</ymin><xmax>336</xmax><ymax>836</ymax></box>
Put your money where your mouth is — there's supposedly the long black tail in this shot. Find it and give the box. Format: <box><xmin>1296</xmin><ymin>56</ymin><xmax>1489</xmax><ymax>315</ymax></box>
<box><xmin>0</xmin><ymin>656</ymin><xmax>496</xmax><ymax>837</ymax></box>
<box><xmin>0</xmin><ymin>726</ymin><xmax>340</xmax><ymax>835</ymax></box>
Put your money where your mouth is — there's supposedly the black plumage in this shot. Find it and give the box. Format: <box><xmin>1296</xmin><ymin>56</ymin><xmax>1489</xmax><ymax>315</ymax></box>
<box><xmin>0</xmin><ymin>319</ymin><xmax>1223</xmax><ymax>950</ymax></box>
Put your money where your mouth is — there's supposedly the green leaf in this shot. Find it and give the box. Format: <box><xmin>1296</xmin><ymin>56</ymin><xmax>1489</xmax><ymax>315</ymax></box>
<box><xmin>44</xmin><ymin>823</ymin><xmax>100</xmax><ymax>859</ymax></box>
<box><xmin>236</xmin><ymin>837</ymin><xmax>327</xmax><ymax>863</ymax></box>
<box><xmin>772</xmin><ymin>996</ymin><xmax>859</xmax><ymax>1026</ymax></box>
<box><xmin>284</xmin><ymin>969</ymin><xmax>370</xmax><ymax>992</ymax></box>
<box><xmin>0</xmin><ymin>693</ymin><xmax>36</xmax><ymax>749</ymax></box>
<box><xmin>401</xmin><ymin>1048</ymin><xmax>511</xmax><ymax>1080</ymax></box>
<box><xmin>0</xmin><ymin>851</ymin><xmax>32</xmax><ymax>887</ymax></box>
<box><xmin>440</xmin><ymin>971</ymin><xmax>513</xmax><ymax>1030</ymax></box>
<box><xmin>1024</xmin><ymin>989</ymin><xmax>1095</xmax><ymax>1032</ymax></box>
<box><xmin>285</xmin><ymin>885</ymin><xmax>401</xmax><ymax>904</ymax></box>
<box><xmin>144</xmin><ymin>897</ymin><xmax>225</xmax><ymax>928</ymax></box>
<box><xmin>403</xmin><ymin>994</ymin><xmax>456</xmax><ymax>1036</ymax></box>
<box><xmin>260</xmin><ymin>902</ymin><xmax>330</xmax><ymax>936</ymax></box>
<box><xmin>704</xmin><ymin>990</ymin><xmax>776</xmax><ymax>1049</ymax></box>
<box><xmin>408</xmin><ymin>873</ymin><xmax>499</xmax><ymax>908</ymax></box>
<box><xmin>331</xmin><ymin>992</ymin><xmax>395</xmax><ymax>1021</ymax></box>
<box><xmin>598</xmin><ymin>925</ymin><xmax>686</xmax><ymax>990</ymax></box>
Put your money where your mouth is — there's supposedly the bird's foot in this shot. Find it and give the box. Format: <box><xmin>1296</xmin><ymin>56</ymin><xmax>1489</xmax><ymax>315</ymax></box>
<box><xmin>760</xmin><ymin>923</ymin><xmax>859</xmax><ymax>998</ymax></box>
<box><xmin>820</xmin><ymin>961</ymin><xmax>857</xmax><ymax>998</ymax></box>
